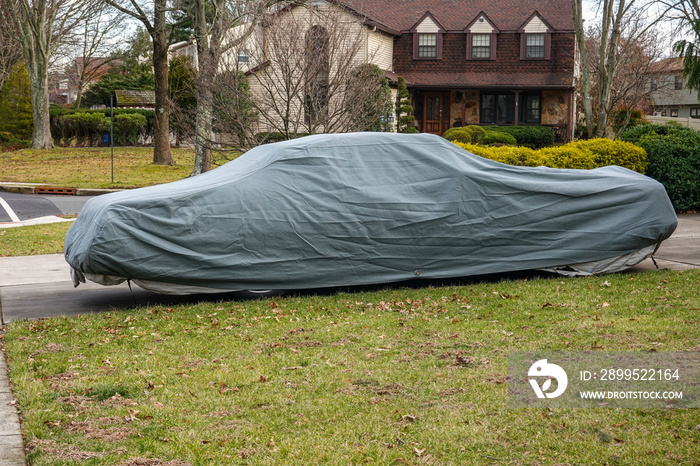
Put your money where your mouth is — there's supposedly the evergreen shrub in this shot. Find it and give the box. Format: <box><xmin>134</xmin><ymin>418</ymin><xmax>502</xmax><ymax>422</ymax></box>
<box><xmin>481</xmin><ymin>131</ymin><xmax>517</xmax><ymax>146</ymax></box>
<box><xmin>441</xmin><ymin>128</ymin><xmax>472</xmax><ymax>144</ymax></box>
<box><xmin>452</xmin><ymin>138</ymin><xmax>647</xmax><ymax>173</ymax></box>
<box><xmin>487</xmin><ymin>126</ymin><xmax>555</xmax><ymax>148</ymax></box>
<box><xmin>621</xmin><ymin>123</ymin><xmax>700</xmax><ymax>211</ymax></box>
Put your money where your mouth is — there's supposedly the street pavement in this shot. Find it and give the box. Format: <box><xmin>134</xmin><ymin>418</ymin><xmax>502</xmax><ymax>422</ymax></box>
<box><xmin>0</xmin><ymin>213</ymin><xmax>698</xmax><ymax>466</ymax></box>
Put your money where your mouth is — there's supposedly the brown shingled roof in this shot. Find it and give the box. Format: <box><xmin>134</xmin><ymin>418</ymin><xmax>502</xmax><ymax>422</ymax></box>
<box><xmin>396</xmin><ymin>71</ymin><xmax>574</xmax><ymax>88</ymax></box>
<box><xmin>648</xmin><ymin>57</ymin><xmax>684</xmax><ymax>73</ymax></box>
<box><xmin>336</xmin><ymin>0</ymin><xmax>574</xmax><ymax>33</ymax></box>
<box><xmin>115</xmin><ymin>90</ymin><xmax>156</xmax><ymax>107</ymax></box>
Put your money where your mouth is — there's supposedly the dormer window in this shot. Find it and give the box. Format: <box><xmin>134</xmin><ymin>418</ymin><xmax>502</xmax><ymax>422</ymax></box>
<box><xmin>519</xmin><ymin>13</ymin><xmax>552</xmax><ymax>60</ymax></box>
<box><xmin>411</xmin><ymin>12</ymin><xmax>445</xmax><ymax>60</ymax></box>
<box><xmin>465</xmin><ymin>13</ymin><xmax>498</xmax><ymax>60</ymax></box>
<box><xmin>418</xmin><ymin>33</ymin><xmax>437</xmax><ymax>58</ymax></box>
<box><xmin>525</xmin><ymin>33</ymin><xmax>545</xmax><ymax>58</ymax></box>
<box><xmin>471</xmin><ymin>34</ymin><xmax>491</xmax><ymax>59</ymax></box>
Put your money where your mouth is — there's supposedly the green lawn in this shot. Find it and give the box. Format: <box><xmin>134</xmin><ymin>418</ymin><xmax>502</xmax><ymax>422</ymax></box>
<box><xmin>0</xmin><ymin>147</ymin><xmax>236</xmax><ymax>189</ymax></box>
<box><xmin>3</xmin><ymin>269</ymin><xmax>699</xmax><ymax>465</ymax></box>
<box><xmin>0</xmin><ymin>222</ymin><xmax>73</xmax><ymax>257</ymax></box>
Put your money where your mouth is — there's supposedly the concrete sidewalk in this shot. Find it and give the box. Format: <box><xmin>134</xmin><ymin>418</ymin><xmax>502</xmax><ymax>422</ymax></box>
<box><xmin>0</xmin><ymin>213</ymin><xmax>698</xmax><ymax>466</ymax></box>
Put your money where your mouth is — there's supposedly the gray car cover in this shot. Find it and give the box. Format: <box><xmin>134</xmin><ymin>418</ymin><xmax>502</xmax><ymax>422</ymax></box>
<box><xmin>65</xmin><ymin>132</ymin><xmax>677</xmax><ymax>294</ymax></box>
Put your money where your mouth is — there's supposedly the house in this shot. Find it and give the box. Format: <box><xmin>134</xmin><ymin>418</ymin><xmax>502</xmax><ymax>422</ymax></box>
<box><xmin>169</xmin><ymin>37</ymin><xmax>198</xmax><ymax>69</ymax></box>
<box><xmin>336</xmin><ymin>0</ymin><xmax>577</xmax><ymax>140</ymax></box>
<box><xmin>647</xmin><ymin>57</ymin><xmax>700</xmax><ymax>118</ymax></box>
<box><xmin>189</xmin><ymin>0</ymin><xmax>578</xmax><ymax>140</ymax></box>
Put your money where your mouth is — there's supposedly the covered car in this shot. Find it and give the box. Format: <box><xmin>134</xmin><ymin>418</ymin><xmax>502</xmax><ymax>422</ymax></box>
<box><xmin>65</xmin><ymin>132</ymin><xmax>677</xmax><ymax>295</ymax></box>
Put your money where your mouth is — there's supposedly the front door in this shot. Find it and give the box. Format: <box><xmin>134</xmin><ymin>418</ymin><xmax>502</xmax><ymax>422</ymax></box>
<box><xmin>422</xmin><ymin>92</ymin><xmax>449</xmax><ymax>135</ymax></box>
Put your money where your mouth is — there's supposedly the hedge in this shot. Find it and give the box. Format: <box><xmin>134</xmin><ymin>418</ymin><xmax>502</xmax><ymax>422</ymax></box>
<box><xmin>452</xmin><ymin>138</ymin><xmax>647</xmax><ymax>173</ymax></box>
<box><xmin>485</xmin><ymin>125</ymin><xmax>555</xmax><ymax>149</ymax></box>
<box><xmin>621</xmin><ymin>123</ymin><xmax>700</xmax><ymax>211</ymax></box>
<box><xmin>481</xmin><ymin>131</ymin><xmax>517</xmax><ymax>146</ymax></box>
<box><xmin>49</xmin><ymin>108</ymin><xmax>155</xmax><ymax>146</ymax></box>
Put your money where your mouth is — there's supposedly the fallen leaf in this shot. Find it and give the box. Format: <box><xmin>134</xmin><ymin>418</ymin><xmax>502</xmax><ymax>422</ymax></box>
<box><xmin>414</xmin><ymin>448</ymin><xmax>425</xmax><ymax>457</ymax></box>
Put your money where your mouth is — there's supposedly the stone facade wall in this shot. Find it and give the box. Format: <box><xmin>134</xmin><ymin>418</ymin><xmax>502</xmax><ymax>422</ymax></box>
<box><xmin>448</xmin><ymin>90</ymin><xmax>480</xmax><ymax>127</ymax></box>
<box><xmin>541</xmin><ymin>90</ymin><xmax>569</xmax><ymax>126</ymax></box>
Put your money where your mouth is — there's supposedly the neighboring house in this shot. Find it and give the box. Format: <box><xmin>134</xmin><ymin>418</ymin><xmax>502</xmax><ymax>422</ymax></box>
<box><xmin>49</xmin><ymin>74</ymin><xmax>70</xmax><ymax>105</ymax></box>
<box><xmin>66</xmin><ymin>57</ymin><xmax>121</xmax><ymax>105</ymax></box>
<box><xmin>169</xmin><ymin>37</ymin><xmax>198</xmax><ymax>69</ymax></box>
<box><xmin>647</xmin><ymin>57</ymin><xmax>700</xmax><ymax>119</ymax></box>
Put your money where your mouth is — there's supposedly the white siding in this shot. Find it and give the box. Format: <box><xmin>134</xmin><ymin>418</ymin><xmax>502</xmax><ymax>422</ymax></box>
<box><xmin>523</xmin><ymin>16</ymin><xmax>548</xmax><ymax>33</ymax></box>
<box><xmin>415</xmin><ymin>16</ymin><xmax>440</xmax><ymax>33</ymax></box>
<box><xmin>469</xmin><ymin>17</ymin><xmax>494</xmax><ymax>34</ymax></box>
<box><xmin>368</xmin><ymin>31</ymin><xmax>393</xmax><ymax>70</ymax></box>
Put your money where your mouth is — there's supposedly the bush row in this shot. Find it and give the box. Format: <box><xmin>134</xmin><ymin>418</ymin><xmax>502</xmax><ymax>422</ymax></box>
<box><xmin>453</xmin><ymin>138</ymin><xmax>648</xmax><ymax>173</ymax></box>
<box><xmin>49</xmin><ymin>108</ymin><xmax>155</xmax><ymax>146</ymax></box>
<box><xmin>621</xmin><ymin>123</ymin><xmax>700</xmax><ymax>211</ymax></box>
<box><xmin>485</xmin><ymin>125</ymin><xmax>555</xmax><ymax>148</ymax></box>
<box><xmin>0</xmin><ymin>131</ymin><xmax>31</xmax><ymax>151</ymax></box>
<box><xmin>442</xmin><ymin>125</ymin><xmax>555</xmax><ymax>148</ymax></box>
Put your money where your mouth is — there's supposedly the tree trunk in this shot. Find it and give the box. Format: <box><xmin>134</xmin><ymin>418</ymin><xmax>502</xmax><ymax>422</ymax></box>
<box><xmin>191</xmin><ymin>0</ymin><xmax>212</xmax><ymax>176</ymax></box>
<box><xmin>26</xmin><ymin>50</ymin><xmax>54</xmax><ymax>149</ymax></box>
<box><xmin>572</xmin><ymin>0</ymin><xmax>593</xmax><ymax>138</ymax></box>
<box><xmin>151</xmin><ymin>1</ymin><xmax>174</xmax><ymax>166</ymax></box>
<box><xmin>596</xmin><ymin>0</ymin><xmax>625</xmax><ymax>138</ymax></box>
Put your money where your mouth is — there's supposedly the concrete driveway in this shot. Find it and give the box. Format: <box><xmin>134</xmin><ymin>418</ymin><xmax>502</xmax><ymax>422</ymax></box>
<box><xmin>1</xmin><ymin>213</ymin><xmax>698</xmax><ymax>324</ymax></box>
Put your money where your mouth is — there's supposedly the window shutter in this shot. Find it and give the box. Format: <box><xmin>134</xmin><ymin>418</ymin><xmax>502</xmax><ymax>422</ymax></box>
<box><xmin>413</xmin><ymin>33</ymin><xmax>419</xmax><ymax>59</ymax></box>
<box><xmin>466</xmin><ymin>33</ymin><xmax>472</xmax><ymax>59</ymax></box>
<box><xmin>490</xmin><ymin>33</ymin><xmax>497</xmax><ymax>60</ymax></box>
<box><xmin>436</xmin><ymin>33</ymin><xmax>443</xmax><ymax>59</ymax></box>
<box><xmin>544</xmin><ymin>33</ymin><xmax>551</xmax><ymax>60</ymax></box>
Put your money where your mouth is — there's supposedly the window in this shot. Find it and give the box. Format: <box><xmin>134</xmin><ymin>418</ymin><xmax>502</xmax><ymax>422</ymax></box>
<box><xmin>650</xmin><ymin>77</ymin><xmax>658</xmax><ymax>91</ymax></box>
<box><xmin>675</xmin><ymin>75</ymin><xmax>684</xmax><ymax>90</ymax></box>
<box><xmin>480</xmin><ymin>93</ymin><xmax>515</xmax><ymax>124</ymax></box>
<box><xmin>238</xmin><ymin>49</ymin><xmax>250</xmax><ymax>63</ymax></box>
<box><xmin>691</xmin><ymin>108</ymin><xmax>700</xmax><ymax>119</ymax></box>
<box><xmin>418</xmin><ymin>34</ymin><xmax>437</xmax><ymax>58</ymax></box>
<box><xmin>471</xmin><ymin>34</ymin><xmax>490</xmax><ymax>59</ymax></box>
<box><xmin>523</xmin><ymin>94</ymin><xmax>541</xmax><ymax>123</ymax></box>
<box><xmin>670</xmin><ymin>109</ymin><xmax>678</xmax><ymax>117</ymax></box>
<box><xmin>525</xmin><ymin>33</ymin><xmax>545</xmax><ymax>58</ymax></box>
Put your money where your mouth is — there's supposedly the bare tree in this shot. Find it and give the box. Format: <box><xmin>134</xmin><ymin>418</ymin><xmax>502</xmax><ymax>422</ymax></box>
<box><xmin>103</xmin><ymin>0</ymin><xmax>175</xmax><ymax>165</ymax></box>
<box><xmin>189</xmin><ymin>0</ymin><xmax>281</xmax><ymax>175</ymax></box>
<box><xmin>65</xmin><ymin>5</ymin><xmax>126</xmax><ymax>108</ymax></box>
<box><xmin>0</xmin><ymin>9</ymin><xmax>23</xmax><ymax>92</ymax></box>
<box><xmin>0</xmin><ymin>0</ymin><xmax>95</xmax><ymax>149</ymax></box>
<box><xmin>240</xmin><ymin>5</ymin><xmax>392</xmax><ymax>139</ymax></box>
<box><xmin>573</xmin><ymin>0</ymin><xmax>673</xmax><ymax>138</ymax></box>
<box><xmin>583</xmin><ymin>15</ymin><xmax>671</xmax><ymax>137</ymax></box>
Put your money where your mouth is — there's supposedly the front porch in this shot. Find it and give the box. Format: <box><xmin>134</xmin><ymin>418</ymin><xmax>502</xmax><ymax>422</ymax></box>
<box><xmin>410</xmin><ymin>88</ymin><xmax>574</xmax><ymax>142</ymax></box>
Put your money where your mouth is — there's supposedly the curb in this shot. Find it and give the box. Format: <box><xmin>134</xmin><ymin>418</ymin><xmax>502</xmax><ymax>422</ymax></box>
<box><xmin>0</xmin><ymin>183</ymin><xmax>122</xmax><ymax>196</ymax></box>
<box><xmin>0</xmin><ymin>330</ymin><xmax>26</xmax><ymax>466</ymax></box>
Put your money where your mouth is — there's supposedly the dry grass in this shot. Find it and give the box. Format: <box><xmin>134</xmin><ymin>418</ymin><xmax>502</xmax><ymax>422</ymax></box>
<box><xmin>0</xmin><ymin>147</ymin><xmax>235</xmax><ymax>189</ymax></box>
<box><xmin>4</xmin><ymin>269</ymin><xmax>700</xmax><ymax>465</ymax></box>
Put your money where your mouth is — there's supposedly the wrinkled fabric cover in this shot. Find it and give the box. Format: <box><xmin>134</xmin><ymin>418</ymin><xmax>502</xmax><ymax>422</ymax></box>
<box><xmin>65</xmin><ymin>132</ymin><xmax>677</xmax><ymax>292</ymax></box>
